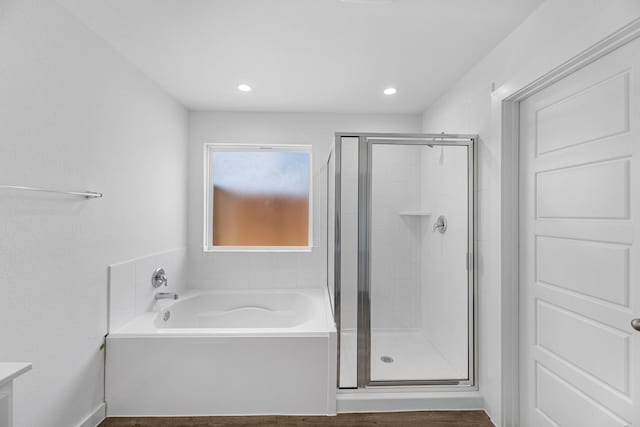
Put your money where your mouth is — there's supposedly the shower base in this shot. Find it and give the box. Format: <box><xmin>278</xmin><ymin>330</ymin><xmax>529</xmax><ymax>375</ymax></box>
<box><xmin>340</xmin><ymin>329</ymin><xmax>465</xmax><ymax>382</ymax></box>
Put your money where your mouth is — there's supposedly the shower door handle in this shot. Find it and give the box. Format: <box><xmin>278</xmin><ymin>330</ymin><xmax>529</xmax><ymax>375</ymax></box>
<box><xmin>632</xmin><ymin>319</ymin><xmax>640</xmax><ymax>331</ymax></box>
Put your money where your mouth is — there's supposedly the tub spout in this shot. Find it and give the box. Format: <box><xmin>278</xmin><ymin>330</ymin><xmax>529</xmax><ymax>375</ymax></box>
<box><xmin>155</xmin><ymin>292</ymin><xmax>179</xmax><ymax>300</ymax></box>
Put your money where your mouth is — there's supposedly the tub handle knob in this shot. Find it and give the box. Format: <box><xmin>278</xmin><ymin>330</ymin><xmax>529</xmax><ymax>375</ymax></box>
<box><xmin>152</xmin><ymin>268</ymin><xmax>167</xmax><ymax>288</ymax></box>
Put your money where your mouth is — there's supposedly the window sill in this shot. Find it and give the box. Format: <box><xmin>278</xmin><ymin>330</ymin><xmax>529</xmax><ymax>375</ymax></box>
<box><xmin>203</xmin><ymin>246</ymin><xmax>313</xmax><ymax>253</ymax></box>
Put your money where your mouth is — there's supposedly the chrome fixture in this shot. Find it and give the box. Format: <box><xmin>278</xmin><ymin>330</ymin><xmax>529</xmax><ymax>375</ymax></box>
<box><xmin>632</xmin><ymin>318</ymin><xmax>640</xmax><ymax>331</ymax></box>
<box><xmin>433</xmin><ymin>215</ymin><xmax>447</xmax><ymax>233</ymax></box>
<box><xmin>151</xmin><ymin>268</ymin><xmax>167</xmax><ymax>288</ymax></box>
<box><xmin>0</xmin><ymin>185</ymin><xmax>102</xmax><ymax>199</ymax></box>
<box><xmin>155</xmin><ymin>292</ymin><xmax>178</xmax><ymax>301</ymax></box>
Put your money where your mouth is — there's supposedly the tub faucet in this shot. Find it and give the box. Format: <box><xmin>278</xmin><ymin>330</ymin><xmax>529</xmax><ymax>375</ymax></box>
<box><xmin>155</xmin><ymin>292</ymin><xmax>179</xmax><ymax>301</ymax></box>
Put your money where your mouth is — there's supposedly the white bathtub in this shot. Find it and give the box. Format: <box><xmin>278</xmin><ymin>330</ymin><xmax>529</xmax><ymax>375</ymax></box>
<box><xmin>105</xmin><ymin>288</ymin><xmax>337</xmax><ymax>416</ymax></box>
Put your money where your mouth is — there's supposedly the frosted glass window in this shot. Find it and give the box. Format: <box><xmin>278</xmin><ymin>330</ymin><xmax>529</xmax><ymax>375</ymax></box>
<box><xmin>205</xmin><ymin>145</ymin><xmax>312</xmax><ymax>250</ymax></box>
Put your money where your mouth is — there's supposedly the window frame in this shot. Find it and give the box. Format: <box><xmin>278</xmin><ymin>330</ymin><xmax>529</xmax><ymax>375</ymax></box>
<box><xmin>203</xmin><ymin>143</ymin><xmax>313</xmax><ymax>252</ymax></box>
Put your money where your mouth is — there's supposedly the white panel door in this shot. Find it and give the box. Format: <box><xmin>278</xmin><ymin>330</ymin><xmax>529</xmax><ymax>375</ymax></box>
<box><xmin>520</xmin><ymin>37</ymin><xmax>640</xmax><ymax>427</ymax></box>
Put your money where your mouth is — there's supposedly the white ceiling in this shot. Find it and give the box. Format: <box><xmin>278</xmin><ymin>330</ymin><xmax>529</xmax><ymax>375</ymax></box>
<box><xmin>58</xmin><ymin>0</ymin><xmax>543</xmax><ymax>114</ymax></box>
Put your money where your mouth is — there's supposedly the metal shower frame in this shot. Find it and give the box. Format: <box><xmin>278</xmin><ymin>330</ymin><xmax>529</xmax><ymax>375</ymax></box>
<box><xmin>332</xmin><ymin>132</ymin><xmax>477</xmax><ymax>389</ymax></box>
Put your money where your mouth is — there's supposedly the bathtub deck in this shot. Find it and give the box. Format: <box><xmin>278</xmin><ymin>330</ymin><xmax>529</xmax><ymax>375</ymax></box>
<box><xmin>99</xmin><ymin>411</ymin><xmax>494</xmax><ymax>426</ymax></box>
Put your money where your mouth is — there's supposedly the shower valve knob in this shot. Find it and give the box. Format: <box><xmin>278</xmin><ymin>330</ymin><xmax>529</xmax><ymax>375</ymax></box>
<box><xmin>152</xmin><ymin>268</ymin><xmax>167</xmax><ymax>288</ymax></box>
<box><xmin>433</xmin><ymin>215</ymin><xmax>447</xmax><ymax>233</ymax></box>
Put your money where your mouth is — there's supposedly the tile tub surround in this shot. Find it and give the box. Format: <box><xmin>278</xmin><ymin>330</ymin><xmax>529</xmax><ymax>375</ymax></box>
<box><xmin>108</xmin><ymin>248</ymin><xmax>187</xmax><ymax>332</ymax></box>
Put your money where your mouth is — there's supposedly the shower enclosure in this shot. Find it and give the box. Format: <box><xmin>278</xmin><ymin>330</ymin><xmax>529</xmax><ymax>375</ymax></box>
<box><xmin>327</xmin><ymin>133</ymin><xmax>476</xmax><ymax>388</ymax></box>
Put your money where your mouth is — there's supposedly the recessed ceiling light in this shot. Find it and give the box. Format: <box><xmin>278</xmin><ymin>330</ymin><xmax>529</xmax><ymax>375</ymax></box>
<box><xmin>237</xmin><ymin>84</ymin><xmax>252</xmax><ymax>92</ymax></box>
<box><xmin>383</xmin><ymin>87</ymin><xmax>397</xmax><ymax>95</ymax></box>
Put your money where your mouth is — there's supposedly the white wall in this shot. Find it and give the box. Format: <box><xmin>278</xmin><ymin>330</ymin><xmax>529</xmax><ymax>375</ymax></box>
<box><xmin>187</xmin><ymin>112</ymin><xmax>421</xmax><ymax>291</ymax></box>
<box><xmin>0</xmin><ymin>1</ymin><xmax>188</xmax><ymax>426</ymax></box>
<box><xmin>421</xmin><ymin>1</ymin><xmax>640</xmax><ymax>424</ymax></box>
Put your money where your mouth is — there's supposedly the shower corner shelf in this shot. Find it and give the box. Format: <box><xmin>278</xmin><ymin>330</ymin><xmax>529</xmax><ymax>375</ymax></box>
<box><xmin>398</xmin><ymin>211</ymin><xmax>432</xmax><ymax>216</ymax></box>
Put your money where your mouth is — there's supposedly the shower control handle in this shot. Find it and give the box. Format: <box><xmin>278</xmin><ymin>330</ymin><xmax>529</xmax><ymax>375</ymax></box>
<box><xmin>632</xmin><ymin>318</ymin><xmax>640</xmax><ymax>331</ymax></box>
<box><xmin>152</xmin><ymin>268</ymin><xmax>167</xmax><ymax>288</ymax></box>
<box><xmin>433</xmin><ymin>215</ymin><xmax>447</xmax><ymax>234</ymax></box>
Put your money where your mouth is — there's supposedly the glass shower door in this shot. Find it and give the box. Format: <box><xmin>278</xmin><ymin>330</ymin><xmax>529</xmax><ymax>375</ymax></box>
<box><xmin>366</xmin><ymin>140</ymin><xmax>473</xmax><ymax>384</ymax></box>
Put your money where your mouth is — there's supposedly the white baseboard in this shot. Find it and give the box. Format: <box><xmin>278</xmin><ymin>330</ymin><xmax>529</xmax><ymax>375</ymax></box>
<box><xmin>77</xmin><ymin>402</ymin><xmax>106</xmax><ymax>427</ymax></box>
<box><xmin>337</xmin><ymin>390</ymin><xmax>484</xmax><ymax>413</ymax></box>
<box><xmin>80</xmin><ymin>394</ymin><xmax>483</xmax><ymax>422</ymax></box>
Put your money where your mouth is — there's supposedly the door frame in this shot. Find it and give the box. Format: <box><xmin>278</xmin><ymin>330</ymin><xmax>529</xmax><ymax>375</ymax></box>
<box><xmin>493</xmin><ymin>17</ymin><xmax>640</xmax><ymax>426</ymax></box>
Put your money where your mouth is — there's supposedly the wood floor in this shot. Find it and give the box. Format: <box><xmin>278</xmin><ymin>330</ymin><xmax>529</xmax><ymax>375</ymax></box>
<box><xmin>99</xmin><ymin>411</ymin><xmax>494</xmax><ymax>426</ymax></box>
